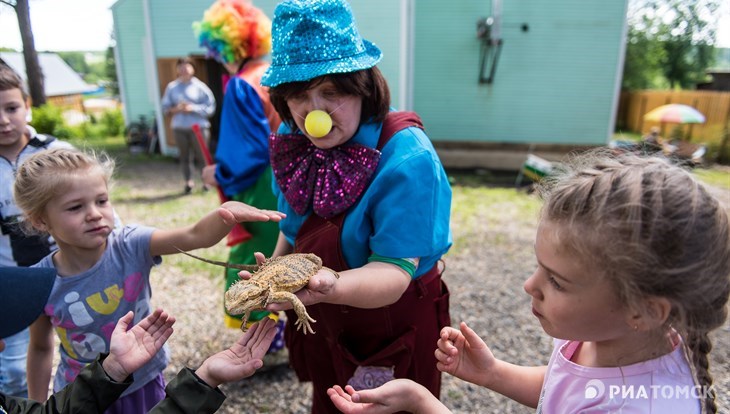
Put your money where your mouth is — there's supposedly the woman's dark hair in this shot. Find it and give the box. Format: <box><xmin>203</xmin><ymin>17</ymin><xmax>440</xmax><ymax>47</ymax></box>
<box><xmin>269</xmin><ymin>66</ymin><xmax>390</xmax><ymax>127</ymax></box>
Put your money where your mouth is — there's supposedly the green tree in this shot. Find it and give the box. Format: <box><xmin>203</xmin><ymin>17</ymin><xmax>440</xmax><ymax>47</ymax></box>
<box><xmin>657</xmin><ymin>0</ymin><xmax>717</xmax><ymax>88</ymax></box>
<box><xmin>622</xmin><ymin>0</ymin><xmax>718</xmax><ymax>90</ymax></box>
<box><xmin>622</xmin><ymin>22</ymin><xmax>667</xmax><ymax>90</ymax></box>
<box><xmin>85</xmin><ymin>59</ymin><xmax>107</xmax><ymax>85</ymax></box>
<box><xmin>104</xmin><ymin>45</ymin><xmax>119</xmax><ymax>95</ymax></box>
<box><xmin>57</xmin><ymin>51</ymin><xmax>89</xmax><ymax>74</ymax></box>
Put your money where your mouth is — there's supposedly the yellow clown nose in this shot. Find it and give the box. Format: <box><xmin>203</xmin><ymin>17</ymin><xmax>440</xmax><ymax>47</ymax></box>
<box><xmin>304</xmin><ymin>110</ymin><xmax>332</xmax><ymax>138</ymax></box>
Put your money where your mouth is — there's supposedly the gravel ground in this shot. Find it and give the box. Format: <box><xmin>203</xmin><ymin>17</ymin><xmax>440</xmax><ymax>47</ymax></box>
<box><xmin>106</xmin><ymin>154</ymin><xmax>730</xmax><ymax>414</ymax></box>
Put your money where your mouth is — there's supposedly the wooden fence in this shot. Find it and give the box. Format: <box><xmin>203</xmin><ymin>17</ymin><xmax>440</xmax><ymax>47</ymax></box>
<box><xmin>616</xmin><ymin>90</ymin><xmax>730</xmax><ymax>144</ymax></box>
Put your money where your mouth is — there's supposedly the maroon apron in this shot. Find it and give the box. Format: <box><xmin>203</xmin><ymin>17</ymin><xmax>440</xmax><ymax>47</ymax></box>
<box><xmin>285</xmin><ymin>112</ymin><xmax>452</xmax><ymax>414</ymax></box>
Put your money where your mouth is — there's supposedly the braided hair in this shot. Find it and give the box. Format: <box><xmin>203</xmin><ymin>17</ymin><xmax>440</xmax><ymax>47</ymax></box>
<box><xmin>536</xmin><ymin>149</ymin><xmax>730</xmax><ymax>413</ymax></box>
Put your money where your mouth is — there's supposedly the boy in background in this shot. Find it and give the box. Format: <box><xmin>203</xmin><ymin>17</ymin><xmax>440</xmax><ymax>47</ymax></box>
<box><xmin>0</xmin><ymin>62</ymin><xmax>73</xmax><ymax>397</ymax></box>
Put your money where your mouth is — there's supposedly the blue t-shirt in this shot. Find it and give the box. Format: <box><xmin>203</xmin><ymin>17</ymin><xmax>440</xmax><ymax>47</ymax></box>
<box><xmin>274</xmin><ymin>119</ymin><xmax>452</xmax><ymax>278</ymax></box>
<box><xmin>34</xmin><ymin>225</ymin><xmax>167</xmax><ymax>396</ymax></box>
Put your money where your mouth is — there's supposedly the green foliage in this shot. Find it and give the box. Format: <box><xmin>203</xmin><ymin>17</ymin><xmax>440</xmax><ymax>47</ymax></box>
<box><xmin>622</xmin><ymin>0</ymin><xmax>719</xmax><ymax>90</ymax></box>
<box><xmin>657</xmin><ymin>1</ymin><xmax>717</xmax><ymax>89</ymax></box>
<box><xmin>715</xmin><ymin>48</ymin><xmax>730</xmax><ymax>70</ymax></box>
<box><xmin>29</xmin><ymin>103</ymin><xmax>65</xmax><ymax>136</ymax></box>
<box><xmin>104</xmin><ymin>46</ymin><xmax>119</xmax><ymax>96</ymax></box>
<box><xmin>56</xmin><ymin>50</ymin><xmax>114</xmax><ymax>91</ymax></box>
<box><xmin>27</xmin><ymin>103</ymin><xmax>124</xmax><ymax>140</ymax></box>
<box><xmin>82</xmin><ymin>53</ymin><xmax>108</xmax><ymax>86</ymax></box>
<box><xmin>705</xmin><ymin>136</ymin><xmax>730</xmax><ymax>165</ymax></box>
<box><xmin>57</xmin><ymin>51</ymin><xmax>89</xmax><ymax>74</ymax></box>
<box><xmin>52</xmin><ymin>125</ymin><xmax>73</xmax><ymax>139</ymax></box>
<box><xmin>622</xmin><ymin>25</ymin><xmax>667</xmax><ymax>90</ymax></box>
<box><xmin>100</xmin><ymin>109</ymin><xmax>125</xmax><ymax>136</ymax></box>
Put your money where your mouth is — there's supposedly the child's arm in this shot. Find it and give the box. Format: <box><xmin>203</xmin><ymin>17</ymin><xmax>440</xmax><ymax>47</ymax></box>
<box><xmin>149</xmin><ymin>201</ymin><xmax>285</xmax><ymax>256</ymax></box>
<box><xmin>27</xmin><ymin>314</ymin><xmax>55</xmax><ymax>402</ymax></box>
<box><xmin>146</xmin><ymin>318</ymin><xmax>276</xmax><ymax>414</ymax></box>
<box><xmin>437</xmin><ymin>321</ymin><xmax>546</xmax><ymax>408</ymax></box>
<box><xmin>328</xmin><ymin>379</ymin><xmax>452</xmax><ymax>414</ymax></box>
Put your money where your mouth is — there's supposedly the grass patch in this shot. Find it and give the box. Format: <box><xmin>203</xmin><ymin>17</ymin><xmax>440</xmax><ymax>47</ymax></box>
<box><xmin>450</xmin><ymin>185</ymin><xmax>541</xmax><ymax>251</ymax></box>
<box><xmin>613</xmin><ymin>131</ymin><xmax>642</xmax><ymax>142</ymax></box>
<box><xmin>67</xmin><ymin>135</ymin><xmax>127</xmax><ymax>153</ymax></box>
<box><xmin>693</xmin><ymin>167</ymin><xmax>730</xmax><ymax>190</ymax></box>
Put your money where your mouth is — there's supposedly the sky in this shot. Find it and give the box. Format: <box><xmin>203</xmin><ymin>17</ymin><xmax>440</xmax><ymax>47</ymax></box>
<box><xmin>0</xmin><ymin>0</ymin><xmax>117</xmax><ymax>52</ymax></box>
<box><xmin>0</xmin><ymin>0</ymin><xmax>729</xmax><ymax>52</ymax></box>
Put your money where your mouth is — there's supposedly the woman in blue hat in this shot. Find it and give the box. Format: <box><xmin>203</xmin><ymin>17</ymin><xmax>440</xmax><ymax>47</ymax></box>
<box><xmin>257</xmin><ymin>0</ymin><xmax>452</xmax><ymax>412</ymax></box>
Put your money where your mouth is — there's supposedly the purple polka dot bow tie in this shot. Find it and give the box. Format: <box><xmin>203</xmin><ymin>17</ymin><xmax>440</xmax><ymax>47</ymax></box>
<box><xmin>270</xmin><ymin>133</ymin><xmax>381</xmax><ymax>219</ymax></box>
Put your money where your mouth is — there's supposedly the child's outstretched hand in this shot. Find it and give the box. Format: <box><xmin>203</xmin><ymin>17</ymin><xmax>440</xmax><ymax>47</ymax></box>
<box><xmin>327</xmin><ymin>379</ymin><xmax>450</xmax><ymax>414</ymax></box>
<box><xmin>218</xmin><ymin>201</ymin><xmax>285</xmax><ymax>226</ymax></box>
<box><xmin>102</xmin><ymin>309</ymin><xmax>176</xmax><ymax>382</ymax></box>
<box><xmin>436</xmin><ymin>321</ymin><xmax>496</xmax><ymax>387</ymax></box>
<box><xmin>194</xmin><ymin>317</ymin><xmax>277</xmax><ymax>388</ymax></box>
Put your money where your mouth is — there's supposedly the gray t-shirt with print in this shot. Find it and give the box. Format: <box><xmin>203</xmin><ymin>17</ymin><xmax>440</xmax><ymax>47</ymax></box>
<box><xmin>34</xmin><ymin>224</ymin><xmax>168</xmax><ymax>396</ymax></box>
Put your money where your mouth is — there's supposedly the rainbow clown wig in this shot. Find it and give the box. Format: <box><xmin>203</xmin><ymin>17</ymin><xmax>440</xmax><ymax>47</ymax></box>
<box><xmin>193</xmin><ymin>0</ymin><xmax>272</xmax><ymax>64</ymax></box>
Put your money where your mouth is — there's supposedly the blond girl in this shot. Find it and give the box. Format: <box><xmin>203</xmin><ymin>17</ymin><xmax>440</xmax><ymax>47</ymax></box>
<box><xmin>14</xmin><ymin>148</ymin><xmax>283</xmax><ymax>413</ymax></box>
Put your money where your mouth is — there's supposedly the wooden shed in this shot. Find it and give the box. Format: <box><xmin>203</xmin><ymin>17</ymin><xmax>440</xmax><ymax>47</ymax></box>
<box><xmin>112</xmin><ymin>0</ymin><xmax>628</xmax><ymax>169</ymax></box>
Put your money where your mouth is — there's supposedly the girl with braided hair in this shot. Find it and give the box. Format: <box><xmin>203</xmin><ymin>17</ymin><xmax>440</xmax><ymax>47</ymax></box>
<box><xmin>329</xmin><ymin>149</ymin><xmax>730</xmax><ymax>414</ymax></box>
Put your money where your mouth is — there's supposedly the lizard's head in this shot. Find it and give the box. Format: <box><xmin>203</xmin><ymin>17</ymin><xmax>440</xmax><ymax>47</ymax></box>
<box><xmin>224</xmin><ymin>280</ymin><xmax>267</xmax><ymax>315</ymax></box>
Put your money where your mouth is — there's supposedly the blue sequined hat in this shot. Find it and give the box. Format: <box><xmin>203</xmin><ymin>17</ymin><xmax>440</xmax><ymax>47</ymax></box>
<box><xmin>260</xmin><ymin>0</ymin><xmax>383</xmax><ymax>87</ymax></box>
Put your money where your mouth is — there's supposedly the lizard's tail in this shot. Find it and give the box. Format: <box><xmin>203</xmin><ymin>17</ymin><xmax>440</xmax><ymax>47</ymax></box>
<box><xmin>173</xmin><ymin>247</ymin><xmax>258</xmax><ymax>272</ymax></box>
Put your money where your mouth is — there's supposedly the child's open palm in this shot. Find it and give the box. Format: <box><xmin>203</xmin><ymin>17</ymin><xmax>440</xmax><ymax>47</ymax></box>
<box><xmin>103</xmin><ymin>309</ymin><xmax>176</xmax><ymax>382</ymax></box>
<box><xmin>436</xmin><ymin>321</ymin><xmax>496</xmax><ymax>386</ymax></box>
<box><xmin>327</xmin><ymin>379</ymin><xmax>449</xmax><ymax>414</ymax></box>
<box><xmin>195</xmin><ymin>317</ymin><xmax>277</xmax><ymax>388</ymax></box>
